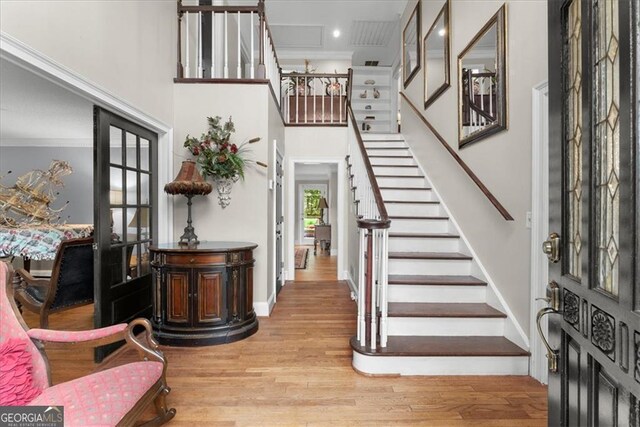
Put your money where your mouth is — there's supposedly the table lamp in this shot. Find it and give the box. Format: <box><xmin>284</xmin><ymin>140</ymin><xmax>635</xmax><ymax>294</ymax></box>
<box><xmin>164</xmin><ymin>160</ymin><xmax>212</xmax><ymax>245</ymax></box>
<box><xmin>318</xmin><ymin>197</ymin><xmax>329</xmax><ymax>225</ymax></box>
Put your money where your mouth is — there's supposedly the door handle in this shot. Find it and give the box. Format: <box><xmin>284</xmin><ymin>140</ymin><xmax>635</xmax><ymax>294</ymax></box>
<box><xmin>535</xmin><ymin>281</ymin><xmax>560</xmax><ymax>373</ymax></box>
<box><xmin>542</xmin><ymin>232</ymin><xmax>561</xmax><ymax>263</ymax></box>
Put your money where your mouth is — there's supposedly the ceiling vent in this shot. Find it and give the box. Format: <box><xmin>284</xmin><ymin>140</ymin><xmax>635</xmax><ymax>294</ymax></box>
<box><xmin>269</xmin><ymin>25</ymin><xmax>324</xmax><ymax>49</ymax></box>
<box><xmin>364</xmin><ymin>61</ymin><xmax>379</xmax><ymax>66</ymax></box>
<box><xmin>350</xmin><ymin>20</ymin><xmax>396</xmax><ymax>47</ymax></box>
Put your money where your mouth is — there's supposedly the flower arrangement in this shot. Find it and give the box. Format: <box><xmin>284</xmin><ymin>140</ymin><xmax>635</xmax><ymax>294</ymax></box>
<box><xmin>183</xmin><ymin>116</ymin><xmax>259</xmax><ymax>180</ymax></box>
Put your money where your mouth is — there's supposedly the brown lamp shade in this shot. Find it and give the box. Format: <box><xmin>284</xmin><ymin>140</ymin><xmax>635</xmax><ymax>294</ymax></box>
<box><xmin>318</xmin><ymin>197</ymin><xmax>329</xmax><ymax>209</ymax></box>
<box><xmin>164</xmin><ymin>160</ymin><xmax>212</xmax><ymax>196</ymax></box>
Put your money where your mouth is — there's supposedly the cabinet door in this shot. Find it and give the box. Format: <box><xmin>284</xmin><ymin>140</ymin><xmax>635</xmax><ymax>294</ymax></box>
<box><xmin>166</xmin><ymin>269</ymin><xmax>190</xmax><ymax>324</ymax></box>
<box><xmin>194</xmin><ymin>267</ymin><xmax>226</xmax><ymax>325</ymax></box>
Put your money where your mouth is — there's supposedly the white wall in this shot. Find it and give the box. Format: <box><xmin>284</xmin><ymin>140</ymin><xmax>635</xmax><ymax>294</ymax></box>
<box><xmin>399</xmin><ymin>0</ymin><xmax>547</xmax><ymax>337</ymax></box>
<box><xmin>173</xmin><ymin>84</ymin><xmax>273</xmax><ymax>307</ymax></box>
<box><xmin>0</xmin><ymin>1</ymin><xmax>176</xmax><ymax>125</ymax></box>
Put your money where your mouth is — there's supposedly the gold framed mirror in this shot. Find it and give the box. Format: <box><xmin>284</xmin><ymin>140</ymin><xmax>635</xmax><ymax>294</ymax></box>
<box><xmin>403</xmin><ymin>0</ymin><xmax>421</xmax><ymax>88</ymax></box>
<box><xmin>457</xmin><ymin>4</ymin><xmax>507</xmax><ymax>148</ymax></box>
<box><xmin>423</xmin><ymin>0</ymin><xmax>450</xmax><ymax>109</ymax></box>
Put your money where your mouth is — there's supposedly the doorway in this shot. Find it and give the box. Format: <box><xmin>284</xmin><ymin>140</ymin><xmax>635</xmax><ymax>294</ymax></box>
<box><xmin>287</xmin><ymin>160</ymin><xmax>345</xmax><ymax>283</ymax></box>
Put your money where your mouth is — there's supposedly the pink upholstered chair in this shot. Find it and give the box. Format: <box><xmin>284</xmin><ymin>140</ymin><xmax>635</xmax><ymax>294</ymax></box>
<box><xmin>0</xmin><ymin>261</ymin><xmax>176</xmax><ymax>426</ymax></box>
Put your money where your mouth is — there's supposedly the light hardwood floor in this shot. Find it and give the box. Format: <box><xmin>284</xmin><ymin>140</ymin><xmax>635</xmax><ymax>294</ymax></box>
<box><xmin>294</xmin><ymin>245</ymin><xmax>337</xmax><ymax>281</ymax></box>
<box><xmin>20</xmin><ymin>280</ymin><xmax>547</xmax><ymax>426</ymax></box>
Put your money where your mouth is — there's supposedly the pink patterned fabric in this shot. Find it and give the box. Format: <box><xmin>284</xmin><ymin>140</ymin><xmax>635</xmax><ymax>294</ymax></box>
<box><xmin>0</xmin><ymin>262</ymin><xmax>49</xmax><ymax>392</ymax></box>
<box><xmin>28</xmin><ymin>361</ymin><xmax>163</xmax><ymax>427</ymax></box>
<box><xmin>0</xmin><ymin>338</ymin><xmax>42</xmax><ymax>405</ymax></box>
<box><xmin>28</xmin><ymin>324</ymin><xmax>127</xmax><ymax>343</ymax></box>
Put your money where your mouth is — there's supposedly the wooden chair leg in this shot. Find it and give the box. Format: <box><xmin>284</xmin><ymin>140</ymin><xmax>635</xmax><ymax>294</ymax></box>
<box><xmin>140</xmin><ymin>386</ymin><xmax>176</xmax><ymax>427</ymax></box>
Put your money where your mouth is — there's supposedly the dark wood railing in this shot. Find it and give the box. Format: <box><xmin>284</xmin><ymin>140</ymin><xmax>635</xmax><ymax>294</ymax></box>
<box><xmin>176</xmin><ymin>0</ymin><xmax>281</xmax><ymax>103</ymax></box>
<box><xmin>400</xmin><ymin>91</ymin><xmax>513</xmax><ymax>221</ymax></box>
<box><xmin>281</xmin><ymin>72</ymin><xmax>350</xmax><ymax>126</ymax></box>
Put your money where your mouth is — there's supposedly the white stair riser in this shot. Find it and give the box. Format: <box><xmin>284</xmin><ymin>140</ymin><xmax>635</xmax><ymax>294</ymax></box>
<box><xmin>387</xmin><ymin>284</ymin><xmax>487</xmax><ymax>303</ymax></box>
<box><xmin>362</xmin><ymin>134</ymin><xmax>405</xmax><ymax>141</ymax></box>
<box><xmin>364</xmin><ymin>142</ymin><xmax>407</xmax><ymax>148</ymax></box>
<box><xmin>366</xmin><ymin>148</ymin><xmax>411</xmax><ymax>157</ymax></box>
<box><xmin>369</xmin><ymin>157</ymin><xmax>414</xmax><ymax>165</ymax></box>
<box><xmin>373</xmin><ymin>166</ymin><xmax>422</xmax><ymax>176</ymax></box>
<box><xmin>352</xmin><ymin>353</ymin><xmax>529</xmax><ymax>376</ymax></box>
<box><xmin>381</xmin><ymin>189</ymin><xmax>434</xmax><ymax>201</ymax></box>
<box><xmin>385</xmin><ymin>203</ymin><xmax>442</xmax><ymax>216</ymax></box>
<box><xmin>376</xmin><ymin>177</ymin><xmax>427</xmax><ymax>188</ymax></box>
<box><xmin>388</xmin><ymin>218</ymin><xmax>450</xmax><ymax>233</ymax></box>
<box><xmin>388</xmin><ymin>258</ymin><xmax>472</xmax><ymax>275</ymax></box>
<box><xmin>388</xmin><ymin>236</ymin><xmax>459</xmax><ymax>252</ymax></box>
<box><xmin>387</xmin><ymin>317</ymin><xmax>504</xmax><ymax>336</ymax></box>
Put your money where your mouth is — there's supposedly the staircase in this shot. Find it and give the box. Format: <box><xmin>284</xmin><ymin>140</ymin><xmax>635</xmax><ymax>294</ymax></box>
<box><xmin>350</xmin><ymin>133</ymin><xmax>529</xmax><ymax>376</ymax></box>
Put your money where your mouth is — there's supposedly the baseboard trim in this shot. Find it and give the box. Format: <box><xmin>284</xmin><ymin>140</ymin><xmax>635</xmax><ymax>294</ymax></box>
<box><xmin>254</xmin><ymin>293</ymin><xmax>276</xmax><ymax>317</ymax></box>
<box><xmin>347</xmin><ymin>273</ymin><xmax>358</xmax><ymax>298</ymax></box>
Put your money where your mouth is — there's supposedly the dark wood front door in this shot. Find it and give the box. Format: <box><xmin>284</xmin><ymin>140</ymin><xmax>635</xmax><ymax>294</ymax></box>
<box><xmin>546</xmin><ymin>0</ymin><xmax>639</xmax><ymax>424</ymax></box>
<box><xmin>93</xmin><ymin>107</ymin><xmax>158</xmax><ymax>361</ymax></box>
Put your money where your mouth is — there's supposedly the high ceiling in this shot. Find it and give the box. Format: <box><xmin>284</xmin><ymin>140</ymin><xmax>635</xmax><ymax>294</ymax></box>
<box><xmin>264</xmin><ymin>0</ymin><xmax>408</xmax><ymax>65</ymax></box>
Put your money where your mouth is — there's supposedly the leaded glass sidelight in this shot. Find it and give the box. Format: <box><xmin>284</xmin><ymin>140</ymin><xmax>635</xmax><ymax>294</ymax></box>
<box><xmin>566</xmin><ymin>0</ymin><xmax>583</xmax><ymax>280</ymax></box>
<box><xmin>593</xmin><ymin>0</ymin><xmax>620</xmax><ymax>295</ymax></box>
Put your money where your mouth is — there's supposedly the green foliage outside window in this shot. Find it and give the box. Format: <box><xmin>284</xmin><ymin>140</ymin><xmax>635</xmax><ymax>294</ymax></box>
<box><xmin>304</xmin><ymin>189</ymin><xmax>322</xmax><ymax>217</ymax></box>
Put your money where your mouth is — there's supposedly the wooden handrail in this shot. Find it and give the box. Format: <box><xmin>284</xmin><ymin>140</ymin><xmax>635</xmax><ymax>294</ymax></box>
<box><xmin>399</xmin><ymin>92</ymin><xmax>514</xmax><ymax>221</ymax></box>
<box><xmin>281</xmin><ymin>72</ymin><xmax>350</xmax><ymax>79</ymax></box>
<box><xmin>178</xmin><ymin>4</ymin><xmax>260</xmax><ymax>14</ymax></box>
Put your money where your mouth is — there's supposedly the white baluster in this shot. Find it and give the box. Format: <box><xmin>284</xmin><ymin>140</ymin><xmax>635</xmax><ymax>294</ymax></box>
<box><xmin>358</xmin><ymin>228</ymin><xmax>366</xmax><ymax>347</ymax></box>
<box><xmin>210</xmin><ymin>11</ymin><xmax>215</xmax><ymax>78</ymax></box>
<box><xmin>224</xmin><ymin>11</ymin><xmax>229</xmax><ymax>78</ymax></box>
<box><xmin>237</xmin><ymin>12</ymin><xmax>242</xmax><ymax>78</ymax></box>
<box><xmin>197</xmin><ymin>12</ymin><xmax>202</xmax><ymax>78</ymax></box>
<box><xmin>380</xmin><ymin>228</ymin><xmax>388</xmax><ymax>347</ymax></box>
<box><xmin>370</xmin><ymin>229</ymin><xmax>377</xmax><ymax>348</ymax></box>
<box><xmin>250</xmin><ymin>12</ymin><xmax>254</xmax><ymax>78</ymax></box>
<box><xmin>185</xmin><ymin>13</ymin><xmax>191</xmax><ymax>78</ymax></box>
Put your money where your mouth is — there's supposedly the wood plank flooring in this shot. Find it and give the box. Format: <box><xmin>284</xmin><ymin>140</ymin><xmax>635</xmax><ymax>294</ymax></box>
<box><xmin>294</xmin><ymin>245</ymin><xmax>337</xmax><ymax>281</ymax></box>
<box><xmin>19</xmin><ymin>280</ymin><xmax>547</xmax><ymax>426</ymax></box>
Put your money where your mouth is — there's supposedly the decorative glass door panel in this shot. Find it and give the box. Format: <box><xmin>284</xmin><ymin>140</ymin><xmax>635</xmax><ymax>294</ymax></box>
<box><xmin>546</xmin><ymin>0</ymin><xmax>639</xmax><ymax>425</ymax></box>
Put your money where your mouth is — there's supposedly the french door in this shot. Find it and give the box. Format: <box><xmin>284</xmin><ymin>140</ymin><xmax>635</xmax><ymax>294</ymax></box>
<box><xmin>93</xmin><ymin>107</ymin><xmax>158</xmax><ymax>361</ymax></box>
<box><xmin>546</xmin><ymin>0</ymin><xmax>639</xmax><ymax>424</ymax></box>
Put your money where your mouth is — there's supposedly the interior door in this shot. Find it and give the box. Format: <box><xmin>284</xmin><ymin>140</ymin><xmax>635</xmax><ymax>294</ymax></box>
<box><xmin>275</xmin><ymin>150</ymin><xmax>284</xmax><ymax>295</ymax></box>
<box><xmin>545</xmin><ymin>0</ymin><xmax>639</xmax><ymax>425</ymax></box>
<box><xmin>94</xmin><ymin>107</ymin><xmax>158</xmax><ymax>361</ymax></box>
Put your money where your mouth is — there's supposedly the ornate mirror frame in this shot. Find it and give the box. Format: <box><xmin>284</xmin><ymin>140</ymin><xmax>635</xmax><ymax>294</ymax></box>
<box><xmin>403</xmin><ymin>0</ymin><xmax>421</xmax><ymax>88</ymax></box>
<box><xmin>423</xmin><ymin>0</ymin><xmax>451</xmax><ymax>109</ymax></box>
<box><xmin>457</xmin><ymin>4</ymin><xmax>508</xmax><ymax>148</ymax></box>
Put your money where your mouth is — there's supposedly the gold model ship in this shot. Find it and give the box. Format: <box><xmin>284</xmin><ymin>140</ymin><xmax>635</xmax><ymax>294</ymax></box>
<box><xmin>0</xmin><ymin>160</ymin><xmax>73</xmax><ymax>227</ymax></box>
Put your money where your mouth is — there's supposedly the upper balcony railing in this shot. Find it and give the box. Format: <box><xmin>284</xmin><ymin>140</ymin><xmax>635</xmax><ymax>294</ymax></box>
<box><xmin>176</xmin><ymin>0</ymin><xmax>281</xmax><ymax>103</ymax></box>
<box><xmin>280</xmin><ymin>72</ymin><xmax>350</xmax><ymax>126</ymax></box>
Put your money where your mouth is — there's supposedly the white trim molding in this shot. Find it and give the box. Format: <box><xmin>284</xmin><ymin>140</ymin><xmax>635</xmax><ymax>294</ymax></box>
<box><xmin>254</xmin><ymin>293</ymin><xmax>276</xmax><ymax>317</ymax></box>
<box><xmin>0</xmin><ymin>31</ymin><xmax>174</xmax><ymax>244</ymax></box>
<box><xmin>530</xmin><ymin>80</ymin><xmax>550</xmax><ymax>384</ymax></box>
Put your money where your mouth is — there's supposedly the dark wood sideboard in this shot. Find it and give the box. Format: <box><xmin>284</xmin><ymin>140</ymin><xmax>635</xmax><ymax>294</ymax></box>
<box><xmin>149</xmin><ymin>241</ymin><xmax>258</xmax><ymax>346</ymax></box>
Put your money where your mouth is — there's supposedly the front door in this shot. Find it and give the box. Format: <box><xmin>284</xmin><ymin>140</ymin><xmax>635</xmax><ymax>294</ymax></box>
<box><xmin>93</xmin><ymin>107</ymin><xmax>158</xmax><ymax>361</ymax></box>
<box><xmin>546</xmin><ymin>0</ymin><xmax>639</xmax><ymax>425</ymax></box>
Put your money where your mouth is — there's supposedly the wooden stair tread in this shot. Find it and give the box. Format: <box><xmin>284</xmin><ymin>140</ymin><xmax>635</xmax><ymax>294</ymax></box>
<box><xmin>388</xmin><ymin>302</ymin><xmax>505</xmax><ymax>318</ymax></box>
<box><xmin>371</xmin><ymin>164</ymin><xmax>419</xmax><ymax>168</ymax></box>
<box><xmin>389</xmin><ymin>232</ymin><xmax>458</xmax><ymax>238</ymax></box>
<box><xmin>388</xmin><ymin>252</ymin><xmax>472</xmax><ymax>260</ymax></box>
<box><xmin>351</xmin><ymin>336</ymin><xmax>528</xmax><ymax>357</ymax></box>
<box><xmin>385</xmin><ymin>200</ymin><xmax>440</xmax><ymax>204</ymax></box>
<box><xmin>379</xmin><ymin>186</ymin><xmax>430</xmax><ymax>190</ymax></box>
<box><xmin>375</xmin><ymin>175</ymin><xmax>425</xmax><ymax>178</ymax></box>
<box><xmin>388</xmin><ymin>215</ymin><xmax>448</xmax><ymax>220</ymax></box>
<box><xmin>388</xmin><ymin>274</ymin><xmax>486</xmax><ymax>286</ymax></box>
<box><xmin>368</xmin><ymin>155</ymin><xmax>412</xmax><ymax>158</ymax></box>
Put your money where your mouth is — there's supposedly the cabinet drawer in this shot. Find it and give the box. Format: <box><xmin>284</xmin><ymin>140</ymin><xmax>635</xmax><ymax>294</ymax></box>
<box><xmin>165</xmin><ymin>254</ymin><xmax>225</xmax><ymax>265</ymax></box>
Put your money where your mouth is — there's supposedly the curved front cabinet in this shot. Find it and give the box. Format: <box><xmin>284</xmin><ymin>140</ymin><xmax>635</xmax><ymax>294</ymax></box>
<box><xmin>150</xmin><ymin>241</ymin><xmax>258</xmax><ymax>346</ymax></box>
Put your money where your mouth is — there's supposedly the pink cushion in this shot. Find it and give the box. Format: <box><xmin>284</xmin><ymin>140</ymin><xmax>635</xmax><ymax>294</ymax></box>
<box><xmin>0</xmin><ymin>338</ymin><xmax>42</xmax><ymax>405</ymax></box>
<box><xmin>0</xmin><ymin>262</ymin><xmax>49</xmax><ymax>392</ymax></box>
<box><xmin>28</xmin><ymin>361</ymin><xmax>163</xmax><ymax>426</ymax></box>
<box><xmin>28</xmin><ymin>324</ymin><xmax>127</xmax><ymax>343</ymax></box>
